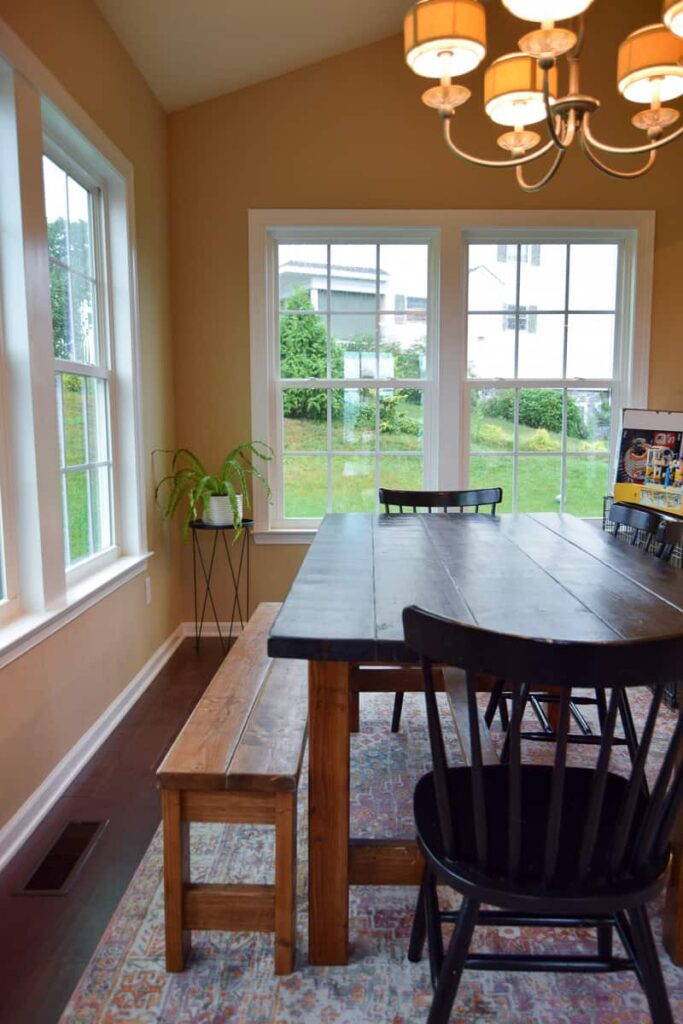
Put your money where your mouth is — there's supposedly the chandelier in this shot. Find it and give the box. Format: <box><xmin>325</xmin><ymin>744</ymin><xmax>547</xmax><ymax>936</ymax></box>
<box><xmin>403</xmin><ymin>0</ymin><xmax>683</xmax><ymax>191</ymax></box>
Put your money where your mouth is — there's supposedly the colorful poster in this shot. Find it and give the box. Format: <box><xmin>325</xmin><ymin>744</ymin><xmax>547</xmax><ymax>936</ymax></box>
<box><xmin>617</xmin><ymin>427</ymin><xmax>683</xmax><ymax>484</ymax></box>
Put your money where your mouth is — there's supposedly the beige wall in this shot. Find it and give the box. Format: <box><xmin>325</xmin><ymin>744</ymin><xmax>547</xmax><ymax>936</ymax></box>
<box><xmin>168</xmin><ymin>0</ymin><xmax>683</xmax><ymax>615</ymax></box>
<box><xmin>0</xmin><ymin>0</ymin><xmax>180</xmax><ymax>829</ymax></box>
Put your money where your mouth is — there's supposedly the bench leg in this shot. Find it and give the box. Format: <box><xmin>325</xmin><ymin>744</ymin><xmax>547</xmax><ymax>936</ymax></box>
<box><xmin>274</xmin><ymin>790</ymin><xmax>297</xmax><ymax>974</ymax></box>
<box><xmin>162</xmin><ymin>789</ymin><xmax>191</xmax><ymax>971</ymax></box>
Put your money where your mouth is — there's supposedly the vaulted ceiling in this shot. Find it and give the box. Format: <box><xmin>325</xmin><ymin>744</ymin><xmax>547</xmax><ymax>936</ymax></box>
<box><xmin>94</xmin><ymin>0</ymin><xmax>408</xmax><ymax>111</ymax></box>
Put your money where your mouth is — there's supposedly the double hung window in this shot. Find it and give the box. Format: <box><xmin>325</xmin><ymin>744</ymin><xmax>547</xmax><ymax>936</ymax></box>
<box><xmin>44</xmin><ymin>153</ymin><xmax>114</xmax><ymax>566</ymax></box>
<box><xmin>0</xmin><ymin>48</ymin><xmax>145</xmax><ymax>657</ymax></box>
<box><xmin>466</xmin><ymin>241</ymin><xmax>621</xmax><ymax>517</ymax></box>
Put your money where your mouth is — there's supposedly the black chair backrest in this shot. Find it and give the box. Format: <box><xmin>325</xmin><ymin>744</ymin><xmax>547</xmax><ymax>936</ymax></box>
<box><xmin>379</xmin><ymin>487</ymin><xmax>502</xmax><ymax>515</ymax></box>
<box><xmin>403</xmin><ymin>604</ymin><xmax>683</xmax><ymax>890</ymax></box>
<box><xmin>609</xmin><ymin>502</ymin><xmax>683</xmax><ymax>562</ymax></box>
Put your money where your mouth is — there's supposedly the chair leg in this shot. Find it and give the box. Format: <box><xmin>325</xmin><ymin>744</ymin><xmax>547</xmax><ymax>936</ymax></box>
<box><xmin>427</xmin><ymin>897</ymin><xmax>479</xmax><ymax>1024</ymax></box>
<box><xmin>391</xmin><ymin>691</ymin><xmax>404</xmax><ymax>733</ymax></box>
<box><xmin>424</xmin><ymin>870</ymin><xmax>444</xmax><ymax>989</ymax></box>
<box><xmin>408</xmin><ymin>868</ymin><xmax>428</xmax><ymax>962</ymax></box>
<box><xmin>597</xmin><ymin>922</ymin><xmax>613</xmax><ymax>960</ymax></box>
<box><xmin>484</xmin><ymin>680</ymin><xmax>502</xmax><ymax>727</ymax></box>
<box><xmin>626</xmin><ymin>905</ymin><xmax>674</xmax><ymax>1024</ymax></box>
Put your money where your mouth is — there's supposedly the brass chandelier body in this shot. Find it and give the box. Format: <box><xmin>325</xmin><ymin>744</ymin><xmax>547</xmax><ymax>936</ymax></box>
<box><xmin>403</xmin><ymin>0</ymin><xmax>683</xmax><ymax>191</ymax></box>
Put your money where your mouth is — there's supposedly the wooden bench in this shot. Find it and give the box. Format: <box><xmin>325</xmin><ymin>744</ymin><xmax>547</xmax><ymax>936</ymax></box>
<box><xmin>157</xmin><ymin>602</ymin><xmax>308</xmax><ymax>975</ymax></box>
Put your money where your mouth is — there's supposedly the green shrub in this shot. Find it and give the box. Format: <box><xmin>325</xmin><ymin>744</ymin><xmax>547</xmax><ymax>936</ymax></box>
<box><xmin>472</xmin><ymin>421</ymin><xmax>510</xmax><ymax>449</ymax></box>
<box><xmin>484</xmin><ymin>389</ymin><xmax>588</xmax><ymax>440</ymax></box>
<box><xmin>524</xmin><ymin>428</ymin><xmax>559</xmax><ymax>452</ymax></box>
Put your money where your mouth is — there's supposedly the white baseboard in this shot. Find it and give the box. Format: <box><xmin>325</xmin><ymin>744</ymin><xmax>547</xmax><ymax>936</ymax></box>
<box><xmin>0</xmin><ymin>624</ymin><xmax>186</xmax><ymax>874</ymax></box>
<box><xmin>181</xmin><ymin>621</ymin><xmax>244</xmax><ymax>639</ymax></box>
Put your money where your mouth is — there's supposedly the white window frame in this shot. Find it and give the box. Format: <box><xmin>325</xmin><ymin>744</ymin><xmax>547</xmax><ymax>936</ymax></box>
<box><xmin>250</xmin><ymin>210</ymin><xmax>654</xmax><ymax>543</ymax></box>
<box><xmin>0</xmin><ymin>22</ymin><xmax>148</xmax><ymax>667</ymax></box>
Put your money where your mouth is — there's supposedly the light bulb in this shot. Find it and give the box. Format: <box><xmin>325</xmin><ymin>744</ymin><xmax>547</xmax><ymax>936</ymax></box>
<box><xmin>502</xmin><ymin>0</ymin><xmax>593</xmax><ymax>22</ymax></box>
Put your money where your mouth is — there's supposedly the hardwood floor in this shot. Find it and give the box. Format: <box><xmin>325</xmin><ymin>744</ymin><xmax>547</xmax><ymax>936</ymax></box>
<box><xmin>0</xmin><ymin>637</ymin><xmax>225</xmax><ymax>1024</ymax></box>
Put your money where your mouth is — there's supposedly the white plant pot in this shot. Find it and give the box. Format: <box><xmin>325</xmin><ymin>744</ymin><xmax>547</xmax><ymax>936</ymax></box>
<box><xmin>204</xmin><ymin>493</ymin><xmax>243</xmax><ymax>527</ymax></box>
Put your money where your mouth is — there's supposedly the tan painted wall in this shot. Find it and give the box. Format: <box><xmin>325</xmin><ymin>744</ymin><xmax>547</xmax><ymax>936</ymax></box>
<box><xmin>168</xmin><ymin>0</ymin><xmax>683</xmax><ymax>616</ymax></box>
<box><xmin>0</xmin><ymin>0</ymin><xmax>180</xmax><ymax>829</ymax></box>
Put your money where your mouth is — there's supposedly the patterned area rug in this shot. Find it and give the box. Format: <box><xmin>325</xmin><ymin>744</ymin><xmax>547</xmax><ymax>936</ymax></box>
<box><xmin>59</xmin><ymin>692</ymin><xmax>683</xmax><ymax>1024</ymax></box>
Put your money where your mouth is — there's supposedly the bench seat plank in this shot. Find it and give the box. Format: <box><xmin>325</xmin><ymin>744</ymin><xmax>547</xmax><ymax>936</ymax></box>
<box><xmin>228</xmin><ymin>657</ymin><xmax>308</xmax><ymax>792</ymax></box>
<box><xmin>158</xmin><ymin>602</ymin><xmax>280</xmax><ymax>789</ymax></box>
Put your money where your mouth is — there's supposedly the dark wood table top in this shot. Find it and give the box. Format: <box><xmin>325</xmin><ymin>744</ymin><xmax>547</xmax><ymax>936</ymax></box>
<box><xmin>267</xmin><ymin>512</ymin><xmax>683</xmax><ymax>663</ymax></box>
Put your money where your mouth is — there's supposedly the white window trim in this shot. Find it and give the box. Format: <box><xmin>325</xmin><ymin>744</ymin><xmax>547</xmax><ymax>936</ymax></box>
<box><xmin>0</xmin><ymin>19</ymin><xmax>150</xmax><ymax>661</ymax></box>
<box><xmin>249</xmin><ymin>209</ymin><xmax>654</xmax><ymax>543</ymax></box>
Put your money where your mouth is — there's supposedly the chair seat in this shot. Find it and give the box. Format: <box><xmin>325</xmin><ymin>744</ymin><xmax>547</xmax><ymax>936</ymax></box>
<box><xmin>414</xmin><ymin>765</ymin><xmax>665</xmax><ymax>906</ymax></box>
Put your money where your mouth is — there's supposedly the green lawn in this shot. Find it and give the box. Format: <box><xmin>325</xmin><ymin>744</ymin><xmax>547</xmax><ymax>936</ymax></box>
<box><xmin>283</xmin><ymin>398</ymin><xmax>609</xmax><ymax>518</ymax></box>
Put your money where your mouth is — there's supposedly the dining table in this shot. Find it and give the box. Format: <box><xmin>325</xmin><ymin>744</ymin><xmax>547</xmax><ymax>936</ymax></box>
<box><xmin>266</xmin><ymin>511</ymin><xmax>683</xmax><ymax>967</ymax></box>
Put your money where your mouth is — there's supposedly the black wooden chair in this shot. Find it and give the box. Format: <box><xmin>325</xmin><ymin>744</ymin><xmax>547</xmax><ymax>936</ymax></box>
<box><xmin>379</xmin><ymin>487</ymin><xmax>503</xmax><ymax>516</ymax></box>
<box><xmin>485</xmin><ymin>501</ymin><xmax>683</xmax><ymax>756</ymax></box>
<box><xmin>378</xmin><ymin>487</ymin><xmax>503</xmax><ymax>733</ymax></box>
<box><xmin>610</xmin><ymin>502</ymin><xmax>683</xmax><ymax>563</ymax></box>
<box><xmin>403</xmin><ymin>604</ymin><xmax>683</xmax><ymax>1024</ymax></box>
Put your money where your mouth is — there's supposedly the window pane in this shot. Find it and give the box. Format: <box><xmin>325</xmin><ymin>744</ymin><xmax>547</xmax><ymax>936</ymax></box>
<box><xmin>64</xmin><ymin>469</ymin><xmax>90</xmax><ymax>562</ymax></box>
<box><xmin>90</xmin><ymin>466</ymin><xmax>112</xmax><ymax>551</ymax></box>
<box><xmin>330</xmin><ymin>456</ymin><xmax>375</xmax><ymax>512</ymax></box>
<box><xmin>517</xmin><ymin>455</ymin><xmax>562</xmax><ymax>513</ymax></box>
<box><xmin>517</xmin><ymin>314</ymin><xmax>564</xmax><ymax>379</ymax></box>
<box><xmin>518</xmin><ymin>388</ymin><xmax>563</xmax><ymax>453</ymax></box>
<box><xmin>43</xmin><ymin>157</ymin><xmax>68</xmax><ymax>235</ymax></box>
<box><xmin>569</xmin><ymin>244</ymin><xmax>618</xmax><ymax>311</ymax></box>
<box><xmin>280</xmin><ymin>311</ymin><xmax>328</xmax><ymax>379</ymax></box>
<box><xmin>60</xmin><ymin>373</ymin><xmax>86</xmax><ymax>466</ymax></box>
<box><xmin>379</xmin><ymin>313</ymin><xmax>426</xmax><ymax>380</ymax></box>
<box><xmin>467</xmin><ymin>244</ymin><xmax>517</xmax><ymax>310</ymax></box>
<box><xmin>278</xmin><ymin>243</ymin><xmax>328</xmax><ymax>310</ymax></box>
<box><xmin>567</xmin><ymin>389</ymin><xmax>611</xmax><ymax>452</ymax></box>
<box><xmin>283</xmin><ymin>455</ymin><xmax>327</xmax><ymax>518</ymax></box>
<box><xmin>329</xmin><ymin>245</ymin><xmax>377</xmax><ymax>309</ymax></box>
<box><xmin>86</xmin><ymin>378</ymin><xmax>109</xmax><ymax>462</ymax></box>
<box><xmin>71</xmin><ymin>273</ymin><xmax>96</xmax><ymax>364</ymax></box>
<box><xmin>332</xmin><ymin>314</ymin><xmax>376</xmax><ymax>377</ymax></box>
<box><xmin>470</xmin><ymin>388</ymin><xmax>515</xmax><ymax>452</ymax></box>
<box><xmin>283</xmin><ymin>388</ymin><xmax>328</xmax><ymax>450</ymax></box>
<box><xmin>49</xmin><ymin>262</ymin><xmax>73</xmax><ymax>359</ymax></box>
<box><xmin>67</xmin><ymin>175</ymin><xmax>93</xmax><ymax>277</ymax></box>
<box><xmin>467</xmin><ymin>313</ymin><xmax>515</xmax><ymax>379</ymax></box>
<box><xmin>468</xmin><ymin>455</ymin><xmax>513</xmax><ymax>513</ymax></box>
<box><xmin>331</xmin><ymin>388</ymin><xmax>375</xmax><ymax>451</ymax></box>
<box><xmin>564</xmin><ymin>456</ymin><xmax>610</xmax><ymax>517</ymax></box>
<box><xmin>566</xmin><ymin>314</ymin><xmax>614</xmax><ymax>378</ymax></box>
<box><xmin>380</xmin><ymin>244</ymin><xmax>428</xmax><ymax>311</ymax></box>
<box><xmin>519</xmin><ymin>244</ymin><xmax>566</xmax><ymax>311</ymax></box>
<box><xmin>378</xmin><ymin>454</ymin><xmax>424</xmax><ymax>492</ymax></box>
<box><xmin>379</xmin><ymin>389</ymin><xmax>423</xmax><ymax>452</ymax></box>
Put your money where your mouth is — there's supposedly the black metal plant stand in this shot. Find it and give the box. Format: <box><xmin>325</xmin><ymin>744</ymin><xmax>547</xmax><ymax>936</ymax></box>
<box><xmin>189</xmin><ymin>519</ymin><xmax>251</xmax><ymax>654</ymax></box>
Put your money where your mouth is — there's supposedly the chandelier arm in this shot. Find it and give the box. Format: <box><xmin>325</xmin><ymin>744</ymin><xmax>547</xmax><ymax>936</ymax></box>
<box><xmin>515</xmin><ymin>148</ymin><xmax>566</xmax><ymax>193</ymax></box>
<box><xmin>542</xmin><ymin>69</ymin><xmax>574</xmax><ymax>151</ymax></box>
<box><xmin>582</xmin><ymin>112</ymin><xmax>683</xmax><ymax>156</ymax></box>
<box><xmin>442</xmin><ymin>117</ymin><xmax>558</xmax><ymax>169</ymax></box>
<box><xmin>579</xmin><ymin>133</ymin><xmax>657</xmax><ymax>179</ymax></box>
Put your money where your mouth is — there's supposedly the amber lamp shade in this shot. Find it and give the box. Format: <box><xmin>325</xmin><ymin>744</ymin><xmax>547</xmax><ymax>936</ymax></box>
<box><xmin>484</xmin><ymin>52</ymin><xmax>558</xmax><ymax>126</ymax></box>
<box><xmin>404</xmin><ymin>0</ymin><xmax>487</xmax><ymax>79</ymax></box>
<box><xmin>618</xmin><ymin>23</ymin><xmax>683</xmax><ymax>103</ymax></box>
<box><xmin>663</xmin><ymin>0</ymin><xmax>683</xmax><ymax>38</ymax></box>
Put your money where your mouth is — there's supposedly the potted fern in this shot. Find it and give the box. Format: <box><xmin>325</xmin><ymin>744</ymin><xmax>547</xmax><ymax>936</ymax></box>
<box><xmin>155</xmin><ymin>442</ymin><xmax>272</xmax><ymax>537</ymax></box>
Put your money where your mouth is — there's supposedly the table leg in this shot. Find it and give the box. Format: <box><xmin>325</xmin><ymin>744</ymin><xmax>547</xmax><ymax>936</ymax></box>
<box><xmin>308</xmin><ymin>660</ymin><xmax>350</xmax><ymax>965</ymax></box>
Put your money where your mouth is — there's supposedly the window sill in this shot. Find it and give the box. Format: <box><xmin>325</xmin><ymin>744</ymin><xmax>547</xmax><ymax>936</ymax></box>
<box><xmin>0</xmin><ymin>552</ymin><xmax>152</xmax><ymax>671</ymax></box>
<box><xmin>253</xmin><ymin>529</ymin><xmax>316</xmax><ymax>545</ymax></box>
